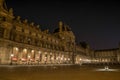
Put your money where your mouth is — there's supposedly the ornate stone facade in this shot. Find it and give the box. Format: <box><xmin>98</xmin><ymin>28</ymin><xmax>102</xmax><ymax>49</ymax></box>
<box><xmin>93</xmin><ymin>48</ymin><xmax>120</xmax><ymax>64</ymax></box>
<box><xmin>0</xmin><ymin>0</ymin><xmax>120</xmax><ymax>65</ymax></box>
<box><xmin>0</xmin><ymin>0</ymin><xmax>78</xmax><ymax>64</ymax></box>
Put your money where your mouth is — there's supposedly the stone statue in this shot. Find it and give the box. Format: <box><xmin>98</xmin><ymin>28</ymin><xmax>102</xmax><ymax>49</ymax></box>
<box><xmin>16</xmin><ymin>16</ymin><xmax>20</xmax><ymax>21</ymax></box>
<box><xmin>37</xmin><ymin>25</ymin><xmax>40</xmax><ymax>28</ymax></box>
<box><xmin>9</xmin><ymin>8</ymin><xmax>13</xmax><ymax>16</ymax></box>
<box><xmin>16</xmin><ymin>16</ymin><xmax>21</xmax><ymax>23</ymax></box>
<box><xmin>23</xmin><ymin>19</ymin><xmax>28</xmax><ymax>24</ymax></box>
<box><xmin>36</xmin><ymin>25</ymin><xmax>41</xmax><ymax>31</ymax></box>
<box><xmin>59</xmin><ymin>21</ymin><xmax>63</xmax><ymax>32</ymax></box>
<box><xmin>44</xmin><ymin>29</ymin><xmax>49</xmax><ymax>34</ymax></box>
<box><xmin>46</xmin><ymin>29</ymin><xmax>49</xmax><ymax>33</ymax></box>
<box><xmin>30</xmin><ymin>22</ymin><xmax>34</xmax><ymax>26</ymax></box>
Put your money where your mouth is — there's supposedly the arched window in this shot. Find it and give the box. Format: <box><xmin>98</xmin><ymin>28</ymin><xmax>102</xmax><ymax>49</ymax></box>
<box><xmin>0</xmin><ymin>27</ymin><xmax>4</xmax><ymax>38</ymax></box>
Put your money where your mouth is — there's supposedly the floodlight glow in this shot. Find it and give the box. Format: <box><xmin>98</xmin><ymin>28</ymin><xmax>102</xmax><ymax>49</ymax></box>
<box><xmin>64</xmin><ymin>58</ymin><xmax>67</xmax><ymax>61</ymax></box>
<box><xmin>37</xmin><ymin>57</ymin><xmax>39</xmax><ymax>58</ymax></box>
<box><xmin>51</xmin><ymin>57</ymin><xmax>54</xmax><ymax>60</ymax></box>
<box><xmin>31</xmin><ymin>50</ymin><xmax>34</xmax><ymax>53</ymax></box>
<box><xmin>50</xmin><ymin>53</ymin><xmax>52</xmax><ymax>55</ymax></box>
<box><xmin>15</xmin><ymin>47</ymin><xmax>18</xmax><ymax>51</ymax></box>
<box><xmin>79</xmin><ymin>58</ymin><xmax>82</xmax><ymax>61</ymax></box>
<box><xmin>11</xmin><ymin>54</ymin><xmax>14</xmax><ymax>57</ymax></box>
<box><xmin>23</xmin><ymin>49</ymin><xmax>27</xmax><ymax>52</ymax></box>
<box><xmin>94</xmin><ymin>66</ymin><xmax>119</xmax><ymax>72</ymax></box>
<box><xmin>28</xmin><ymin>55</ymin><xmax>30</xmax><ymax>58</ymax></box>
<box><xmin>38</xmin><ymin>51</ymin><xmax>41</xmax><ymax>54</ymax></box>
<box><xmin>68</xmin><ymin>58</ymin><xmax>70</xmax><ymax>61</ymax></box>
<box><xmin>61</xmin><ymin>57</ymin><xmax>63</xmax><ymax>60</ymax></box>
<box><xmin>45</xmin><ymin>52</ymin><xmax>47</xmax><ymax>54</ymax></box>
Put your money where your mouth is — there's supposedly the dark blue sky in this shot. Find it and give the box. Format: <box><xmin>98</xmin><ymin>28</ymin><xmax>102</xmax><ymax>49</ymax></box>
<box><xmin>6</xmin><ymin>0</ymin><xmax>120</xmax><ymax>49</ymax></box>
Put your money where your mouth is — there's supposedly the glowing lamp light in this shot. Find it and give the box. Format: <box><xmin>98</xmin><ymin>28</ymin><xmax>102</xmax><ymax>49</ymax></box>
<box><xmin>37</xmin><ymin>57</ymin><xmax>39</xmax><ymax>59</ymax></box>
<box><xmin>23</xmin><ymin>49</ymin><xmax>27</xmax><ymax>52</ymax></box>
<box><xmin>64</xmin><ymin>58</ymin><xmax>67</xmax><ymax>61</ymax></box>
<box><xmin>68</xmin><ymin>58</ymin><xmax>70</xmax><ymax>61</ymax></box>
<box><xmin>39</xmin><ymin>51</ymin><xmax>41</xmax><ymax>54</ymax></box>
<box><xmin>45</xmin><ymin>52</ymin><xmax>47</xmax><ymax>54</ymax></box>
<box><xmin>21</xmin><ymin>58</ymin><xmax>26</xmax><ymax>61</ymax></box>
<box><xmin>51</xmin><ymin>57</ymin><xmax>54</xmax><ymax>60</ymax></box>
<box><xmin>56</xmin><ymin>57</ymin><xmax>58</xmax><ymax>60</ymax></box>
<box><xmin>50</xmin><ymin>53</ymin><xmax>52</xmax><ymax>55</ymax></box>
<box><xmin>79</xmin><ymin>58</ymin><xmax>82</xmax><ymax>61</ymax></box>
<box><xmin>32</xmin><ymin>50</ymin><xmax>34</xmax><ymax>53</ymax></box>
<box><xmin>11</xmin><ymin>54</ymin><xmax>14</xmax><ymax>57</ymax></box>
<box><xmin>61</xmin><ymin>58</ymin><xmax>63</xmax><ymax>60</ymax></box>
<box><xmin>12</xmin><ymin>58</ymin><xmax>17</xmax><ymax>60</ymax></box>
<box><xmin>15</xmin><ymin>47</ymin><xmax>18</xmax><ymax>51</ymax></box>
<box><xmin>28</xmin><ymin>55</ymin><xmax>31</xmax><ymax>58</ymax></box>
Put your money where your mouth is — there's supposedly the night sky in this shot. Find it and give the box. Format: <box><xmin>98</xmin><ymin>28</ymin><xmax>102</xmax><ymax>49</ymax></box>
<box><xmin>5</xmin><ymin>0</ymin><xmax>120</xmax><ymax>50</ymax></box>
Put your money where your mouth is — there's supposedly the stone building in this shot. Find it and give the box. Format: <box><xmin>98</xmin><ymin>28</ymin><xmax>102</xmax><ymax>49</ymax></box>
<box><xmin>75</xmin><ymin>42</ymin><xmax>93</xmax><ymax>65</ymax></box>
<box><xmin>93</xmin><ymin>48</ymin><xmax>120</xmax><ymax>64</ymax></box>
<box><xmin>0</xmin><ymin>0</ymin><xmax>120</xmax><ymax>65</ymax></box>
<box><xmin>0</xmin><ymin>0</ymin><xmax>77</xmax><ymax>64</ymax></box>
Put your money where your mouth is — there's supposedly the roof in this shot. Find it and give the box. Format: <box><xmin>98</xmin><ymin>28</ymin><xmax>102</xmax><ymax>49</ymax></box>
<box><xmin>95</xmin><ymin>48</ymin><xmax>119</xmax><ymax>52</ymax></box>
<box><xmin>53</xmin><ymin>26</ymin><xmax>71</xmax><ymax>33</ymax></box>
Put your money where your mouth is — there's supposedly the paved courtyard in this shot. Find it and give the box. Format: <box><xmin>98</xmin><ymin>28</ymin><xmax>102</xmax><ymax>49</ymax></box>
<box><xmin>0</xmin><ymin>65</ymin><xmax>120</xmax><ymax>80</ymax></box>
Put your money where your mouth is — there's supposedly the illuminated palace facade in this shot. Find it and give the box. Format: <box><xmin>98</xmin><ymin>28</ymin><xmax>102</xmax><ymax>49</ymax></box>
<box><xmin>0</xmin><ymin>0</ymin><xmax>120</xmax><ymax>65</ymax></box>
<box><xmin>93</xmin><ymin>48</ymin><xmax>120</xmax><ymax>64</ymax></box>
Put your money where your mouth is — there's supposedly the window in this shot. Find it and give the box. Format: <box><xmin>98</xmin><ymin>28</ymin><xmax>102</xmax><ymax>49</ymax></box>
<box><xmin>27</xmin><ymin>37</ymin><xmax>31</xmax><ymax>44</ymax></box>
<box><xmin>0</xmin><ymin>27</ymin><xmax>4</xmax><ymax>38</ymax></box>
<box><xmin>22</xmin><ymin>29</ymin><xmax>24</xmax><ymax>32</ymax></box>
<box><xmin>35</xmin><ymin>39</ymin><xmax>38</xmax><ymax>46</ymax></box>
<box><xmin>19</xmin><ymin>35</ymin><xmax>24</xmax><ymax>43</ymax></box>
<box><xmin>0</xmin><ymin>17</ymin><xmax>5</xmax><ymax>21</ymax></box>
<box><xmin>29</xmin><ymin>32</ymin><xmax>31</xmax><ymax>35</ymax></box>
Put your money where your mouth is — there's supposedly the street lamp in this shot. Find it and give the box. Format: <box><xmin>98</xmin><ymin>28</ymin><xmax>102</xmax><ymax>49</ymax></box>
<box><xmin>64</xmin><ymin>58</ymin><xmax>67</xmax><ymax>61</ymax></box>
<box><xmin>10</xmin><ymin>54</ymin><xmax>14</xmax><ymax>65</ymax></box>
<box><xmin>28</xmin><ymin>55</ymin><xmax>30</xmax><ymax>58</ymax></box>
<box><xmin>28</xmin><ymin>55</ymin><xmax>31</xmax><ymax>64</ymax></box>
